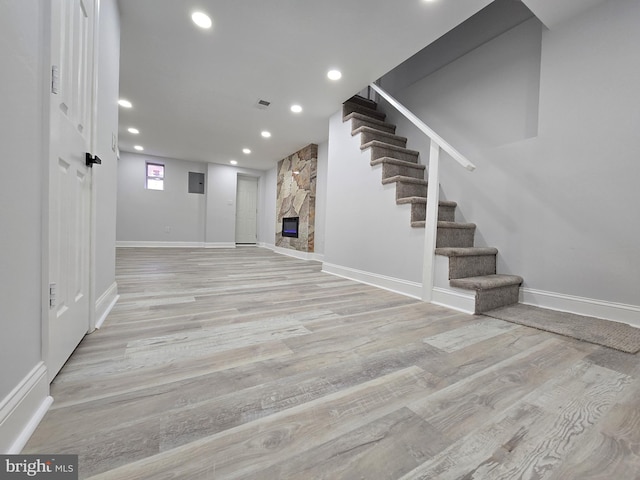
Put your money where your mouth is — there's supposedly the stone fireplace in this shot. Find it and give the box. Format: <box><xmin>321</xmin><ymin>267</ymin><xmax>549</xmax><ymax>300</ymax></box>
<box><xmin>276</xmin><ymin>144</ymin><xmax>317</xmax><ymax>253</ymax></box>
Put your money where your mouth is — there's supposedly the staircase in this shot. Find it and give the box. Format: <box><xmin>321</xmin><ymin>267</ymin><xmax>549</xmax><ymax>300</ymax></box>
<box><xmin>343</xmin><ymin>95</ymin><xmax>523</xmax><ymax>314</ymax></box>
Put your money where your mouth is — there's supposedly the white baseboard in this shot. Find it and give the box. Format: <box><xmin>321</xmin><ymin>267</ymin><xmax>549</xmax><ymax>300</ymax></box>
<box><xmin>204</xmin><ymin>242</ymin><xmax>236</xmax><ymax>249</ymax></box>
<box><xmin>431</xmin><ymin>286</ymin><xmax>476</xmax><ymax>315</ymax></box>
<box><xmin>0</xmin><ymin>362</ymin><xmax>52</xmax><ymax>454</ymax></box>
<box><xmin>115</xmin><ymin>241</ymin><xmax>238</xmax><ymax>249</ymax></box>
<box><xmin>116</xmin><ymin>241</ymin><xmax>206</xmax><ymax>248</ymax></box>
<box><xmin>322</xmin><ymin>262</ymin><xmax>421</xmax><ymax>299</ymax></box>
<box><xmin>272</xmin><ymin>246</ymin><xmax>324</xmax><ymax>262</ymax></box>
<box><xmin>520</xmin><ymin>288</ymin><xmax>640</xmax><ymax>328</ymax></box>
<box><xmin>95</xmin><ymin>281</ymin><xmax>119</xmax><ymax>330</ymax></box>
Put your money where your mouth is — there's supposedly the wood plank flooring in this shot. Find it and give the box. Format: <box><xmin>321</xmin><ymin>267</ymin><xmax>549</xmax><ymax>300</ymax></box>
<box><xmin>23</xmin><ymin>247</ymin><xmax>640</xmax><ymax>479</ymax></box>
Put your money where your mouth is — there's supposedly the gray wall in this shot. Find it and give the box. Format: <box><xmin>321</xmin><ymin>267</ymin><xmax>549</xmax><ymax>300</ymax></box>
<box><xmin>117</xmin><ymin>154</ymin><xmax>265</xmax><ymax>246</ymax></box>
<box><xmin>258</xmin><ymin>166</ymin><xmax>277</xmax><ymax>248</ymax></box>
<box><xmin>0</xmin><ymin>0</ymin><xmax>46</xmax><ymax>401</ymax></box>
<box><xmin>204</xmin><ymin>163</ymin><xmax>264</xmax><ymax>245</ymax></box>
<box><xmin>94</xmin><ymin>0</ymin><xmax>120</xmax><ymax>301</ymax></box>
<box><xmin>117</xmin><ymin>153</ymin><xmax>207</xmax><ymax>243</ymax></box>
<box><xmin>377</xmin><ymin>0</ymin><xmax>640</xmax><ymax>308</ymax></box>
<box><xmin>324</xmin><ymin>110</ymin><xmax>425</xmax><ymax>284</ymax></box>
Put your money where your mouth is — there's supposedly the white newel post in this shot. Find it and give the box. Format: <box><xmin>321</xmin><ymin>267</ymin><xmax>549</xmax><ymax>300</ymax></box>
<box><xmin>422</xmin><ymin>139</ymin><xmax>440</xmax><ymax>302</ymax></box>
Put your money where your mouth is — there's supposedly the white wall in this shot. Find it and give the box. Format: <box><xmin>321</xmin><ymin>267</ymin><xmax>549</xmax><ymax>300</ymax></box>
<box><xmin>117</xmin><ymin>153</ymin><xmax>207</xmax><ymax>243</ymax></box>
<box><xmin>378</xmin><ymin>0</ymin><xmax>640</xmax><ymax>317</ymax></box>
<box><xmin>259</xmin><ymin>166</ymin><xmax>277</xmax><ymax>248</ymax></box>
<box><xmin>0</xmin><ymin>0</ymin><xmax>46</xmax><ymax>404</ymax></box>
<box><xmin>0</xmin><ymin>0</ymin><xmax>121</xmax><ymax>451</ymax></box>
<box><xmin>205</xmin><ymin>163</ymin><xmax>264</xmax><ymax>246</ymax></box>
<box><xmin>117</xmin><ymin>154</ymin><xmax>265</xmax><ymax>247</ymax></box>
<box><xmin>323</xmin><ymin>111</ymin><xmax>425</xmax><ymax>296</ymax></box>
<box><xmin>94</xmin><ymin>0</ymin><xmax>120</xmax><ymax>318</ymax></box>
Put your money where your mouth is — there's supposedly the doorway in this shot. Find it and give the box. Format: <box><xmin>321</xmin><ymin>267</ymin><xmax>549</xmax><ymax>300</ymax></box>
<box><xmin>235</xmin><ymin>176</ymin><xmax>258</xmax><ymax>244</ymax></box>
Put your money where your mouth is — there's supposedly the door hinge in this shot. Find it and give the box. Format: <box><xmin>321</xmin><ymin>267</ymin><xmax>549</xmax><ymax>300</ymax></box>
<box><xmin>51</xmin><ymin>65</ymin><xmax>59</xmax><ymax>94</ymax></box>
<box><xmin>49</xmin><ymin>283</ymin><xmax>56</xmax><ymax>309</ymax></box>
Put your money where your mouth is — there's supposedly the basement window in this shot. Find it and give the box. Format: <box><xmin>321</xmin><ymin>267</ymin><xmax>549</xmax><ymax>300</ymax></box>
<box><xmin>146</xmin><ymin>162</ymin><xmax>164</xmax><ymax>190</ymax></box>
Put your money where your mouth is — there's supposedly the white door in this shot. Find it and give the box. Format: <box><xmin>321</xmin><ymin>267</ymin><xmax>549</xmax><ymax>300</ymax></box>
<box><xmin>47</xmin><ymin>0</ymin><xmax>96</xmax><ymax>380</ymax></box>
<box><xmin>235</xmin><ymin>176</ymin><xmax>258</xmax><ymax>244</ymax></box>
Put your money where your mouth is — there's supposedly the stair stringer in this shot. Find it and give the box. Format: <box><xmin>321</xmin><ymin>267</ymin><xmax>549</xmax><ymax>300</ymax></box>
<box><xmin>433</xmin><ymin>255</ymin><xmax>477</xmax><ymax>314</ymax></box>
<box><xmin>323</xmin><ymin>108</ymin><xmax>426</xmax><ymax>294</ymax></box>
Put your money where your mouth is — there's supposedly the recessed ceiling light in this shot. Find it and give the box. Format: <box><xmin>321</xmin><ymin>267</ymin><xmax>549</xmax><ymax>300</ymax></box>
<box><xmin>230</xmin><ymin>160</ymin><xmax>238</xmax><ymax>165</ymax></box>
<box><xmin>134</xmin><ymin>145</ymin><xmax>144</xmax><ymax>151</ymax></box>
<box><xmin>327</xmin><ymin>69</ymin><xmax>342</xmax><ymax>81</ymax></box>
<box><xmin>128</xmin><ymin>127</ymin><xmax>139</xmax><ymax>134</ymax></box>
<box><xmin>261</xmin><ymin>131</ymin><xmax>271</xmax><ymax>138</ymax></box>
<box><xmin>290</xmin><ymin>104</ymin><xmax>303</xmax><ymax>113</ymax></box>
<box><xmin>242</xmin><ymin>148</ymin><xmax>251</xmax><ymax>154</ymax></box>
<box><xmin>192</xmin><ymin>12</ymin><xmax>212</xmax><ymax>29</ymax></box>
<box><xmin>118</xmin><ymin>99</ymin><xmax>132</xmax><ymax>108</ymax></box>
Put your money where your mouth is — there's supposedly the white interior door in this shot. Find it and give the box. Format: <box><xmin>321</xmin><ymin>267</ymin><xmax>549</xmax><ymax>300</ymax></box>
<box><xmin>235</xmin><ymin>176</ymin><xmax>258</xmax><ymax>244</ymax></box>
<box><xmin>47</xmin><ymin>0</ymin><xmax>96</xmax><ymax>380</ymax></box>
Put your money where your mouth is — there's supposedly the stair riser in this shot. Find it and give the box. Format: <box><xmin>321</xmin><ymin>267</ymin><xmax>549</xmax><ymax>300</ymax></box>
<box><xmin>359</xmin><ymin>131</ymin><xmax>407</xmax><ymax>148</ymax></box>
<box><xmin>475</xmin><ymin>285</ymin><xmax>520</xmax><ymax>313</ymax></box>
<box><xmin>396</xmin><ymin>181</ymin><xmax>427</xmax><ymax>199</ymax></box>
<box><xmin>343</xmin><ymin>103</ymin><xmax>386</xmax><ymax>122</ymax></box>
<box><xmin>436</xmin><ymin>227</ymin><xmax>475</xmax><ymax>248</ymax></box>
<box><xmin>412</xmin><ymin>203</ymin><xmax>455</xmax><ymax>222</ymax></box>
<box><xmin>380</xmin><ymin>162</ymin><xmax>425</xmax><ymax>181</ymax></box>
<box><xmin>348</xmin><ymin>116</ymin><xmax>396</xmax><ymax>135</ymax></box>
<box><xmin>369</xmin><ymin>145</ymin><xmax>419</xmax><ymax>164</ymax></box>
<box><xmin>448</xmin><ymin>256</ymin><xmax>496</xmax><ymax>280</ymax></box>
<box><xmin>346</xmin><ymin>95</ymin><xmax>377</xmax><ymax>109</ymax></box>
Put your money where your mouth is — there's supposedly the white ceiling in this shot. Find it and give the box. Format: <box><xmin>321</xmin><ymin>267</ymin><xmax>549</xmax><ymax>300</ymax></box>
<box><xmin>116</xmin><ymin>0</ymin><xmax>495</xmax><ymax>170</ymax></box>
<box><xmin>117</xmin><ymin>0</ymin><xmax>611</xmax><ymax>171</ymax></box>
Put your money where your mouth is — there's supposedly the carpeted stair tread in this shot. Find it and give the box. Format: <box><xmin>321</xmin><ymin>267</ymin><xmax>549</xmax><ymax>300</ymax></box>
<box><xmin>343</xmin><ymin>102</ymin><xmax>386</xmax><ymax>122</ymax></box>
<box><xmin>362</xmin><ymin>140</ymin><xmax>420</xmax><ymax>156</ymax></box>
<box><xmin>450</xmin><ymin>274</ymin><xmax>523</xmax><ymax>290</ymax></box>
<box><xmin>397</xmin><ymin>197</ymin><xmax>457</xmax><ymax>207</ymax></box>
<box><xmin>353</xmin><ymin>126</ymin><xmax>408</xmax><ymax>148</ymax></box>
<box><xmin>371</xmin><ymin>157</ymin><xmax>426</xmax><ymax>170</ymax></box>
<box><xmin>438</xmin><ymin>221</ymin><xmax>476</xmax><ymax>229</ymax></box>
<box><xmin>435</xmin><ymin>247</ymin><xmax>499</xmax><ymax>257</ymax></box>
<box><xmin>382</xmin><ymin>175</ymin><xmax>427</xmax><ymax>186</ymax></box>
<box><xmin>344</xmin><ymin>112</ymin><xmax>397</xmax><ymax>134</ymax></box>
<box><xmin>345</xmin><ymin>95</ymin><xmax>377</xmax><ymax>109</ymax></box>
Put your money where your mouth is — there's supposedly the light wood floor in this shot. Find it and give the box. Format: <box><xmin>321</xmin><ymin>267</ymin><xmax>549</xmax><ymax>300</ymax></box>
<box><xmin>24</xmin><ymin>247</ymin><xmax>640</xmax><ymax>479</ymax></box>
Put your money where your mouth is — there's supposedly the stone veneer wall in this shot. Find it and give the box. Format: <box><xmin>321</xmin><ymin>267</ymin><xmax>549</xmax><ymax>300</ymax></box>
<box><xmin>276</xmin><ymin>144</ymin><xmax>317</xmax><ymax>252</ymax></box>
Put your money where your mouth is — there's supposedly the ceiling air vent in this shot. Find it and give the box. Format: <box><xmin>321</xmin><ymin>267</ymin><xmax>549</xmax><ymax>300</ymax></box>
<box><xmin>255</xmin><ymin>99</ymin><xmax>271</xmax><ymax>110</ymax></box>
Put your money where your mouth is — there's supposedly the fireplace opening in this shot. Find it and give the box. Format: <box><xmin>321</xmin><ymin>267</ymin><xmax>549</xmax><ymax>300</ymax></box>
<box><xmin>282</xmin><ymin>217</ymin><xmax>299</xmax><ymax>238</ymax></box>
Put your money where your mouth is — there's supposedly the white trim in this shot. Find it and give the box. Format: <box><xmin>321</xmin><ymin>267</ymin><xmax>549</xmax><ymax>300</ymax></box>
<box><xmin>322</xmin><ymin>262</ymin><xmax>422</xmax><ymax>299</ymax></box>
<box><xmin>520</xmin><ymin>287</ymin><xmax>640</xmax><ymax>328</ymax></box>
<box><xmin>94</xmin><ymin>281</ymin><xmax>119</xmax><ymax>329</ymax></box>
<box><xmin>205</xmin><ymin>242</ymin><xmax>236</xmax><ymax>249</ymax></box>
<box><xmin>431</xmin><ymin>287</ymin><xmax>476</xmax><ymax>315</ymax></box>
<box><xmin>0</xmin><ymin>362</ymin><xmax>52</xmax><ymax>454</ymax></box>
<box><xmin>116</xmin><ymin>241</ymin><xmax>212</xmax><ymax>248</ymax></box>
